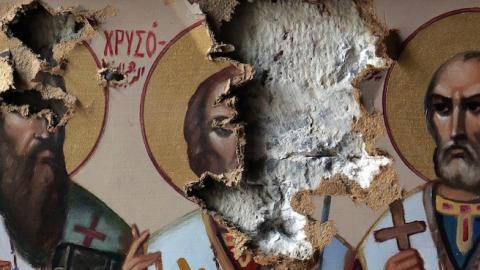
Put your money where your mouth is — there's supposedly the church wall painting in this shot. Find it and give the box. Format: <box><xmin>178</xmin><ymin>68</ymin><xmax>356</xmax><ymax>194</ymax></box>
<box><xmin>359</xmin><ymin>7</ymin><xmax>480</xmax><ymax>270</ymax></box>
<box><xmin>3</xmin><ymin>0</ymin><xmax>480</xmax><ymax>269</ymax></box>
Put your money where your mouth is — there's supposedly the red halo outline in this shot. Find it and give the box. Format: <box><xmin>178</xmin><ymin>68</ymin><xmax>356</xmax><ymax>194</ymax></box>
<box><xmin>382</xmin><ymin>8</ymin><xmax>480</xmax><ymax>182</ymax></box>
<box><xmin>140</xmin><ymin>20</ymin><xmax>205</xmax><ymax>197</ymax></box>
<box><xmin>69</xmin><ymin>41</ymin><xmax>109</xmax><ymax>177</ymax></box>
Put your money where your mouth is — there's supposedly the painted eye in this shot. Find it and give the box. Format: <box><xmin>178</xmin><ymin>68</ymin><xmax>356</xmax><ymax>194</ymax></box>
<box><xmin>466</xmin><ymin>101</ymin><xmax>480</xmax><ymax>114</ymax></box>
<box><xmin>432</xmin><ymin>101</ymin><xmax>451</xmax><ymax>116</ymax></box>
<box><xmin>211</xmin><ymin>116</ymin><xmax>233</xmax><ymax>138</ymax></box>
<box><xmin>213</xmin><ymin>127</ymin><xmax>233</xmax><ymax>138</ymax></box>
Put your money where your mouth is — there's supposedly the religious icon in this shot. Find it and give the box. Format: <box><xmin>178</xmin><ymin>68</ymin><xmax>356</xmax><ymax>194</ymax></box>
<box><xmin>0</xmin><ymin>38</ymin><xmax>160</xmax><ymax>269</ymax></box>
<box><xmin>358</xmin><ymin>9</ymin><xmax>480</xmax><ymax>270</ymax></box>
<box><xmin>183</xmin><ymin>65</ymin><xmax>241</xmax><ymax>177</ymax></box>
<box><xmin>141</xmin><ymin>21</ymin><xmax>355</xmax><ymax>270</ymax></box>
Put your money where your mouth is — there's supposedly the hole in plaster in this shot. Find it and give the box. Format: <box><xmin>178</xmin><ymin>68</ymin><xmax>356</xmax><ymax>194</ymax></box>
<box><xmin>5</xmin><ymin>1</ymin><xmax>85</xmax><ymax>64</ymax></box>
<box><xmin>0</xmin><ymin>71</ymin><xmax>70</xmax><ymax>126</ymax></box>
<box><xmin>188</xmin><ymin>0</ymin><xmax>391</xmax><ymax>261</ymax></box>
<box><xmin>0</xmin><ymin>90</ymin><xmax>67</xmax><ymax>125</ymax></box>
<box><xmin>383</xmin><ymin>30</ymin><xmax>402</xmax><ymax>60</ymax></box>
<box><xmin>98</xmin><ymin>68</ymin><xmax>126</xmax><ymax>82</ymax></box>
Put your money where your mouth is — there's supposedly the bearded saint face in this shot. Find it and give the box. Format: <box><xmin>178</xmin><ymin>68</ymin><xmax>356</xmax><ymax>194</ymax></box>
<box><xmin>0</xmin><ymin>108</ymin><xmax>69</xmax><ymax>266</ymax></box>
<box><xmin>426</xmin><ymin>52</ymin><xmax>480</xmax><ymax>193</ymax></box>
<box><xmin>184</xmin><ymin>66</ymin><xmax>241</xmax><ymax>177</ymax></box>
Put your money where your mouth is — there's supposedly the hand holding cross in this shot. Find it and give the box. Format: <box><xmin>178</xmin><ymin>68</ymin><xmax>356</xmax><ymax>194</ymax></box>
<box><xmin>374</xmin><ymin>199</ymin><xmax>427</xmax><ymax>270</ymax></box>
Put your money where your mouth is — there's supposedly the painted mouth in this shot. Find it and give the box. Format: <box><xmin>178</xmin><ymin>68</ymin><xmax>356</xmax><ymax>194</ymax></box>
<box><xmin>445</xmin><ymin>145</ymin><xmax>472</xmax><ymax>161</ymax></box>
<box><xmin>450</xmin><ymin>148</ymin><xmax>466</xmax><ymax>158</ymax></box>
<box><xmin>35</xmin><ymin>149</ymin><xmax>55</xmax><ymax>163</ymax></box>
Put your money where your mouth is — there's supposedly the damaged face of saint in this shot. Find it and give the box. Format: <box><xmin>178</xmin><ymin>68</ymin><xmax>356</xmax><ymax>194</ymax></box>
<box><xmin>0</xmin><ymin>102</ymin><xmax>68</xmax><ymax>265</ymax></box>
<box><xmin>0</xmin><ymin>2</ymin><xmax>163</xmax><ymax>269</ymax></box>
<box><xmin>184</xmin><ymin>65</ymin><xmax>241</xmax><ymax>176</ymax></box>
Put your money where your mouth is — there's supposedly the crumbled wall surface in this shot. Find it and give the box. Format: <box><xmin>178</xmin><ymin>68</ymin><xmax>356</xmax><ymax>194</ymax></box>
<box><xmin>0</xmin><ymin>0</ymin><xmax>113</xmax><ymax>129</ymax></box>
<box><xmin>188</xmin><ymin>0</ymin><xmax>396</xmax><ymax>262</ymax></box>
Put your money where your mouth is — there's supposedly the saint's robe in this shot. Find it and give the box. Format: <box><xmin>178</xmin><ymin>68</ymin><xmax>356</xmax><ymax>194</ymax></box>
<box><xmin>148</xmin><ymin>209</ymin><xmax>355</xmax><ymax>270</ymax></box>
<box><xmin>0</xmin><ymin>183</ymin><xmax>131</xmax><ymax>270</ymax></box>
<box><xmin>359</xmin><ymin>182</ymin><xmax>480</xmax><ymax>270</ymax></box>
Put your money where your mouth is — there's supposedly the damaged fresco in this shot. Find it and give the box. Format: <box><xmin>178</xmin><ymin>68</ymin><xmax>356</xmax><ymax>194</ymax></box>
<box><xmin>1</xmin><ymin>0</ymin><xmax>480</xmax><ymax>270</ymax></box>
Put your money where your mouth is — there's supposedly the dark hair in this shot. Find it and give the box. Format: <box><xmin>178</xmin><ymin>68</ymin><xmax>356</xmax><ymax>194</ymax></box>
<box><xmin>183</xmin><ymin>65</ymin><xmax>240</xmax><ymax>176</ymax></box>
<box><xmin>424</xmin><ymin>51</ymin><xmax>480</xmax><ymax>139</ymax></box>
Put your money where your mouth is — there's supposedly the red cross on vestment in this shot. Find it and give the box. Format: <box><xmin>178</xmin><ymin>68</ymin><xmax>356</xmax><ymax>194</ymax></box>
<box><xmin>74</xmin><ymin>214</ymin><xmax>107</xmax><ymax>247</ymax></box>
<box><xmin>374</xmin><ymin>199</ymin><xmax>427</xmax><ymax>250</ymax></box>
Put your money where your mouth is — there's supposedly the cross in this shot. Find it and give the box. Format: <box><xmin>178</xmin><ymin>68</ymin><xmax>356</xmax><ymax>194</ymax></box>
<box><xmin>374</xmin><ymin>199</ymin><xmax>427</xmax><ymax>250</ymax></box>
<box><xmin>74</xmin><ymin>214</ymin><xmax>107</xmax><ymax>247</ymax></box>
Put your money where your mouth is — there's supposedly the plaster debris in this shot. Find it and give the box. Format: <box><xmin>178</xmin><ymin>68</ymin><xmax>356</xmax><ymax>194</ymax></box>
<box><xmin>0</xmin><ymin>0</ymin><xmax>112</xmax><ymax>129</ymax></box>
<box><xmin>0</xmin><ymin>50</ymin><xmax>14</xmax><ymax>92</ymax></box>
<box><xmin>188</xmin><ymin>0</ymin><xmax>397</xmax><ymax>262</ymax></box>
<box><xmin>190</xmin><ymin>0</ymin><xmax>238</xmax><ymax>27</ymax></box>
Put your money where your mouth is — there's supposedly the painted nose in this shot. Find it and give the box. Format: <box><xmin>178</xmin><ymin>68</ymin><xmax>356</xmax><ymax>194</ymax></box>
<box><xmin>32</xmin><ymin>117</ymin><xmax>53</xmax><ymax>139</ymax></box>
<box><xmin>450</xmin><ymin>107</ymin><xmax>466</xmax><ymax>139</ymax></box>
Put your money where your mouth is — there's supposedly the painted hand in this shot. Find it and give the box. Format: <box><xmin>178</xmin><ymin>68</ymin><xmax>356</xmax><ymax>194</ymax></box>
<box><xmin>385</xmin><ymin>249</ymin><xmax>424</xmax><ymax>270</ymax></box>
<box><xmin>122</xmin><ymin>224</ymin><xmax>162</xmax><ymax>270</ymax></box>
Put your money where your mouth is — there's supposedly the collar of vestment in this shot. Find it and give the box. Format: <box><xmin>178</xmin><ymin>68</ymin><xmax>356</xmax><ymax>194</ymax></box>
<box><xmin>61</xmin><ymin>182</ymin><xmax>131</xmax><ymax>255</ymax></box>
<box><xmin>435</xmin><ymin>194</ymin><xmax>480</xmax><ymax>255</ymax></box>
<box><xmin>425</xmin><ymin>182</ymin><xmax>480</xmax><ymax>269</ymax></box>
<box><xmin>0</xmin><ymin>182</ymin><xmax>131</xmax><ymax>269</ymax></box>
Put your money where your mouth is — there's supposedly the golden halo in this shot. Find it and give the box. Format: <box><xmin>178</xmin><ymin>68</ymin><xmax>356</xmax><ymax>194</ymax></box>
<box><xmin>384</xmin><ymin>9</ymin><xmax>480</xmax><ymax>181</ymax></box>
<box><xmin>0</xmin><ymin>34</ymin><xmax>106</xmax><ymax>175</ymax></box>
<box><xmin>62</xmin><ymin>43</ymin><xmax>107</xmax><ymax>174</ymax></box>
<box><xmin>141</xmin><ymin>22</ymin><xmax>230</xmax><ymax>194</ymax></box>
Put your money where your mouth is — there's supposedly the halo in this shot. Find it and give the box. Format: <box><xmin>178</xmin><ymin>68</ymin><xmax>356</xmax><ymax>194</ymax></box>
<box><xmin>384</xmin><ymin>8</ymin><xmax>480</xmax><ymax>181</ymax></box>
<box><xmin>141</xmin><ymin>21</ymin><xmax>230</xmax><ymax>195</ymax></box>
<box><xmin>62</xmin><ymin>43</ymin><xmax>107</xmax><ymax>175</ymax></box>
<box><xmin>0</xmin><ymin>34</ymin><xmax>107</xmax><ymax>175</ymax></box>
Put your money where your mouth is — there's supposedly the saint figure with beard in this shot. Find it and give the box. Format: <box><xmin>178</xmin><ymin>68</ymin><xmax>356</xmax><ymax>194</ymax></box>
<box><xmin>0</xmin><ymin>74</ymin><xmax>160</xmax><ymax>270</ymax></box>
<box><xmin>147</xmin><ymin>66</ymin><xmax>355</xmax><ymax>270</ymax></box>
<box><xmin>359</xmin><ymin>51</ymin><xmax>480</xmax><ymax>270</ymax></box>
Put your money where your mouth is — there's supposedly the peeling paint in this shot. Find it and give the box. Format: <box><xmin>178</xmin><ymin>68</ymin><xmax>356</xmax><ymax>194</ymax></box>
<box><xmin>0</xmin><ymin>0</ymin><xmax>113</xmax><ymax>130</ymax></box>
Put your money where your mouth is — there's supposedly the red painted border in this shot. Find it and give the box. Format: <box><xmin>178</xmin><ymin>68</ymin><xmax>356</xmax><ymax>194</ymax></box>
<box><xmin>383</xmin><ymin>8</ymin><xmax>480</xmax><ymax>182</ymax></box>
<box><xmin>140</xmin><ymin>20</ymin><xmax>206</xmax><ymax>197</ymax></box>
<box><xmin>69</xmin><ymin>41</ymin><xmax>109</xmax><ymax>177</ymax></box>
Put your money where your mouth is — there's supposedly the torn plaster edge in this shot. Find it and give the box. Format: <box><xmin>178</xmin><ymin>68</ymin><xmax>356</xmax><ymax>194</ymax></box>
<box><xmin>188</xmin><ymin>0</ymin><xmax>399</xmax><ymax>266</ymax></box>
<box><xmin>0</xmin><ymin>49</ymin><xmax>14</xmax><ymax>92</ymax></box>
<box><xmin>0</xmin><ymin>32</ymin><xmax>43</xmax><ymax>91</ymax></box>
<box><xmin>50</xmin><ymin>4</ymin><xmax>117</xmax><ymax>66</ymax></box>
<box><xmin>0</xmin><ymin>0</ymin><xmax>114</xmax><ymax>129</ymax></box>
<box><xmin>330</xmin><ymin>0</ymin><xmax>401</xmax><ymax>207</ymax></box>
<box><xmin>0</xmin><ymin>0</ymin><xmax>116</xmax><ymax>71</ymax></box>
<box><xmin>310</xmin><ymin>165</ymin><xmax>401</xmax><ymax>211</ymax></box>
<box><xmin>0</xmin><ymin>84</ymin><xmax>78</xmax><ymax>131</ymax></box>
<box><xmin>192</xmin><ymin>0</ymin><xmax>239</xmax><ymax>29</ymax></box>
<box><xmin>185</xmin><ymin>51</ymin><xmax>254</xmax><ymax>187</ymax></box>
<box><xmin>278</xmin><ymin>0</ymin><xmax>400</xmax><ymax>266</ymax></box>
<box><xmin>183</xmin><ymin>26</ymin><xmax>255</xmax><ymax>206</ymax></box>
<box><xmin>96</xmin><ymin>66</ymin><xmax>129</xmax><ymax>88</ymax></box>
<box><xmin>37</xmin><ymin>84</ymin><xmax>78</xmax><ymax>128</ymax></box>
<box><xmin>183</xmin><ymin>43</ymin><xmax>258</xmax><ymax>265</ymax></box>
<box><xmin>187</xmin><ymin>178</ymin><xmax>253</xmax><ymax>259</ymax></box>
<box><xmin>0</xmin><ymin>104</ymin><xmax>64</xmax><ymax>130</ymax></box>
<box><xmin>0</xmin><ymin>0</ymin><xmax>112</xmax><ymax>78</ymax></box>
<box><xmin>0</xmin><ymin>0</ymin><xmax>32</xmax><ymax>26</ymax></box>
<box><xmin>204</xmin><ymin>25</ymin><xmax>255</xmax><ymax>185</ymax></box>
<box><xmin>185</xmin><ymin>178</ymin><xmax>341</xmax><ymax>267</ymax></box>
<box><xmin>251</xmin><ymin>221</ymin><xmax>337</xmax><ymax>270</ymax></box>
<box><xmin>180</xmin><ymin>2</ymin><xmax>255</xmax><ymax>192</ymax></box>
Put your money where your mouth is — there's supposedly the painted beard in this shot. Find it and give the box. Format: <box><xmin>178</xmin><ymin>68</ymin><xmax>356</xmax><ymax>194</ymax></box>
<box><xmin>0</xmin><ymin>138</ymin><xmax>69</xmax><ymax>267</ymax></box>
<box><xmin>435</xmin><ymin>139</ymin><xmax>480</xmax><ymax>192</ymax></box>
